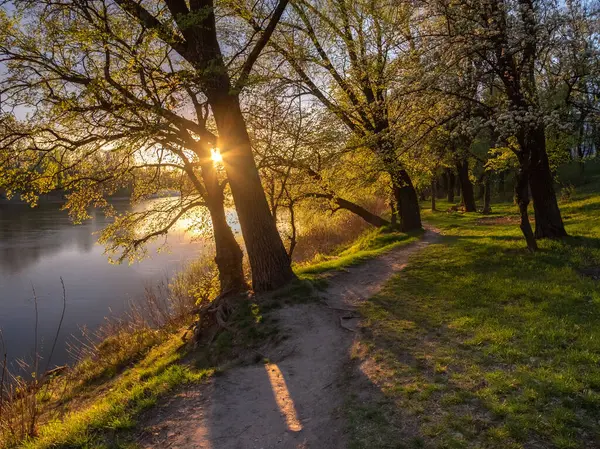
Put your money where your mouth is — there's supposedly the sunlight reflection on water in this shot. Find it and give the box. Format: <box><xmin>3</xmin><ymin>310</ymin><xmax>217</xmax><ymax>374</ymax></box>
<box><xmin>0</xmin><ymin>198</ymin><xmax>239</xmax><ymax>369</ymax></box>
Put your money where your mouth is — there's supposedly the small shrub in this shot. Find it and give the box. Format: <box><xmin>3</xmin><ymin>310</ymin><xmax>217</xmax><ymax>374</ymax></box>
<box><xmin>560</xmin><ymin>184</ymin><xmax>576</xmax><ymax>202</ymax></box>
<box><xmin>169</xmin><ymin>257</ymin><xmax>219</xmax><ymax>314</ymax></box>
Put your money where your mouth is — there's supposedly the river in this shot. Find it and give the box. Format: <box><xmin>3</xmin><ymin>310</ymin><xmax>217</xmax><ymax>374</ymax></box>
<box><xmin>0</xmin><ymin>199</ymin><xmax>227</xmax><ymax>372</ymax></box>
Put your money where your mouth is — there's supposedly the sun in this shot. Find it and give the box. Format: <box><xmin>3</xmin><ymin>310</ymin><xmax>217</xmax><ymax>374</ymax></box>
<box><xmin>210</xmin><ymin>148</ymin><xmax>223</xmax><ymax>164</ymax></box>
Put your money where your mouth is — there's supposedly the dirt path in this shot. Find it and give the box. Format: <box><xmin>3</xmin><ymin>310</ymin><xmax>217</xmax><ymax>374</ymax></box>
<box><xmin>140</xmin><ymin>230</ymin><xmax>439</xmax><ymax>449</ymax></box>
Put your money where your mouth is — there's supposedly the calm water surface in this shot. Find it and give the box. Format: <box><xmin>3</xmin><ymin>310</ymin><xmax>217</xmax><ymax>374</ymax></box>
<box><xmin>0</xmin><ymin>200</ymin><xmax>222</xmax><ymax>370</ymax></box>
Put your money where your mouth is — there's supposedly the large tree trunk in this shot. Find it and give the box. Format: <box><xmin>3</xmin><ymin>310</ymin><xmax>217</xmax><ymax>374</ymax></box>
<box><xmin>391</xmin><ymin>168</ymin><xmax>422</xmax><ymax>232</ymax></box>
<box><xmin>483</xmin><ymin>0</ymin><xmax>566</xmax><ymax>240</ymax></box>
<box><xmin>378</xmin><ymin>142</ymin><xmax>422</xmax><ymax>232</ymax></box>
<box><xmin>431</xmin><ymin>179</ymin><xmax>437</xmax><ymax>211</ymax></box>
<box><xmin>149</xmin><ymin>0</ymin><xmax>296</xmax><ymax>293</ymax></box>
<box><xmin>446</xmin><ymin>169</ymin><xmax>455</xmax><ymax>203</ymax></box>
<box><xmin>523</xmin><ymin>126</ymin><xmax>567</xmax><ymax>239</ymax></box>
<box><xmin>209</xmin><ymin>92</ymin><xmax>296</xmax><ymax>291</ymax></box>
<box><xmin>455</xmin><ymin>159</ymin><xmax>476</xmax><ymax>212</ymax></box>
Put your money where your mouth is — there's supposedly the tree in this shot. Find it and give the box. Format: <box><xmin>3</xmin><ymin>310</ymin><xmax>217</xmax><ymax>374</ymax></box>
<box><xmin>455</xmin><ymin>156</ymin><xmax>477</xmax><ymax>212</ymax></box>
<box><xmin>432</xmin><ymin>0</ymin><xmax>568</xmax><ymax>247</ymax></box>
<box><xmin>0</xmin><ymin>0</ymin><xmax>296</xmax><ymax>291</ymax></box>
<box><xmin>247</xmin><ymin>87</ymin><xmax>391</xmax><ymax>235</ymax></box>
<box><xmin>0</xmin><ymin>59</ymin><xmax>246</xmax><ymax>295</ymax></box>
<box><xmin>544</xmin><ymin>0</ymin><xmax>600</xmax><ymax>178</ymax></box>
<box><xmin>241</xmin><ymin>0</ymin><xmax>424</xmax><ymax>231</ymax></box>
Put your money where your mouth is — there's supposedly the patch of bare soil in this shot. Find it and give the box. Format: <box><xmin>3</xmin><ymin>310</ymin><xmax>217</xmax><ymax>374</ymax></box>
<box><xmin>137</xmin><ymin>230</ymin><xmax>439</xmax><ymax>449</ymax></box>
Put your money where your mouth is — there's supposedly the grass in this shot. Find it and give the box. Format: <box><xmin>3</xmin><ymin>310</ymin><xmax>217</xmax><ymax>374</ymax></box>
<box><xmin>0</xmin><ymin>324</ymin><xmax>180</xmax><ymax>449</ymax></box>
<box><xmin>294</xmin><ymin>226</ymin><xmax>421</xmax><ymax>279</ymax></box>
<box><xmin>346</xmin><ymin>181</ymin><xmax>600</xmax><ymax>449</ymax></box>
<box><xmin>22</xmin><ymin>334</ymin><xmax>212</xmax><ymax>449</ymax></box>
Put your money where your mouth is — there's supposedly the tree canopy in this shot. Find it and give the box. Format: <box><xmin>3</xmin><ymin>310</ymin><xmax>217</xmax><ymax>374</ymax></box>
<box><xmin>1</xmin><ymin>0</ymin><xmax>599</xmax><ymax>293</ymax></box>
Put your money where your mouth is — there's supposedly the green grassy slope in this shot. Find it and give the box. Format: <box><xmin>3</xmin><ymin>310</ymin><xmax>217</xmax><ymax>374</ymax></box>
<box><xmin>347</xmin><ymin>179</ymin><xmax>600</xmax><ymax>449</ymax></box>
<box><xmin>295</xmin><ymin>226</ymin><xmax>421</xmax><ymax>279</ymax></box>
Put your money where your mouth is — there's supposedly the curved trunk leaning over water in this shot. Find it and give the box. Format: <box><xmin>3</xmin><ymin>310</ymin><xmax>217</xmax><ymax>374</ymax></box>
<box><xmin>207</xmin><ymin>201</ymin><xmax>245</xmax><ymax>294</ymax></box>
<box><xmin>173</xmin><ymin>137</ymin><xmax>246</xmax><ymax>295</ymax></box>
<box><xmin>125</xmin><ymin>0</ymin><xmax>296</xmax><ymax>292</ymax></box>
<box><xmin>200</xmin><ymin>159</ymin><xmax>246</xmax><ymax>294</ymax></box>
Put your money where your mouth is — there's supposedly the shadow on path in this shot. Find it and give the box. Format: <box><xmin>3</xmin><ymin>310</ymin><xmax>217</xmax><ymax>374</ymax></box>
<box><xmin>138</xmin><ymin>230</ymin><xmax>440</xmax><ymax>449</ymax></box>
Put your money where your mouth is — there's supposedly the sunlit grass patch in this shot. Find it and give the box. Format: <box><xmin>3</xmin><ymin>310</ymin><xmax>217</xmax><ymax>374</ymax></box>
<box><xmin>294</xmin><ymin>226</ymin><xmax>422</xmax><ymax>279</ymax></box>
<box><xmin>72</xmin><ymin>328</ymin><xmax>166</xmax><ymax>389</ymax></box>
<box><xmin>347</xmin><ymin>191</ymin><xmax>600</xmax><ymax>448</ymax></box>
<box><xmin>21</xmin><ymin>334</ymin><xmax>212</xmax><ymax>449</ymax></box>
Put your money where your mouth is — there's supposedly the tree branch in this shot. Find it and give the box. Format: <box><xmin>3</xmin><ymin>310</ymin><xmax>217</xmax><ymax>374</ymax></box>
<box><xmin>113</xmin><ymin>0</ymin><xmax>189</xmax><ymax>58</ymax></box>
<box><xmin>235</xmin><ymin>0</ymin><xmax>290</xmax><ymax>91</ymax></box>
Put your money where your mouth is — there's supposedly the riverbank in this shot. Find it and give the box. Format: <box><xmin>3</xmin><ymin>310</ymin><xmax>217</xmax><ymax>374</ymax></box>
<box><xmin>0</xmin><ymin>226</ymin><xmax>416</xmax><ymax>449</ymax></box>
<box><xmin>0</xmin><ymin>199</ymin><xmax>210</xmax><ymax>369</ymax></box>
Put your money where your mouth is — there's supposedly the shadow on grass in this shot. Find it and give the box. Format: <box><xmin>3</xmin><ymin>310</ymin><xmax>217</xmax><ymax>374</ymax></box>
<box><xmin>346</xmin><ymin>221</ymin><xmax>600</xmax><ymax>449</ymax></box>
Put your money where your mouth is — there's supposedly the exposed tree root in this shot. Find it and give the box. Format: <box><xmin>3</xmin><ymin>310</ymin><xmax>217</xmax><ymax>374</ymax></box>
<box><xmin>338</xmin><ymin>316</ymin><xmax>358</xmax><ymax>332</ymax></box>
<box><xmin>324</xmin><ymin>304</ymin><xmax>358</xmax><ymax>314</ymax></box>
<box><xmin>187</xmin><ymin>289</ymin><xmax>247</xmax><ymax>345</ymax></box>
